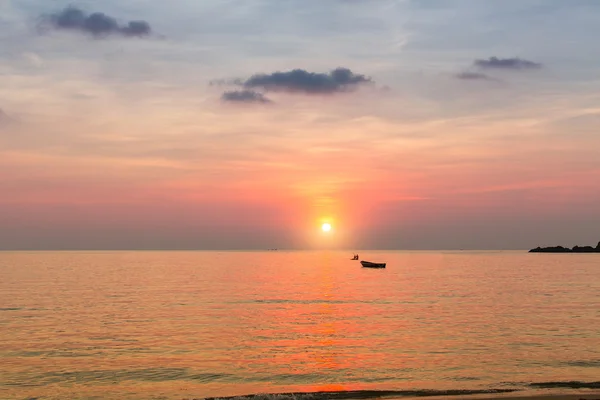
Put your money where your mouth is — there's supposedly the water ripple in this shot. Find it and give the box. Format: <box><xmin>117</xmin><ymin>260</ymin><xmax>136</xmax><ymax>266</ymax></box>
<box><xmin>5</xmin><ymin>368</ymin><xmax>235</xmax><ymax>387</ymax></box>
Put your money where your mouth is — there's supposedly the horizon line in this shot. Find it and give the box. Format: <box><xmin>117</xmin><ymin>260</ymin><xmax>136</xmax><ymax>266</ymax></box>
<box><xmin>0</xmin><ymin>248</ymin><xmax>531</xmax><ymax>252</ymax></box>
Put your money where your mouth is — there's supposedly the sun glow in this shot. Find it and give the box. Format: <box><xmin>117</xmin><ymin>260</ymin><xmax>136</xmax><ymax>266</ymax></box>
<box><xmin>321</xmin><ymin>223</ymin><xmax>332</xmax><ymax>232</ymax></box>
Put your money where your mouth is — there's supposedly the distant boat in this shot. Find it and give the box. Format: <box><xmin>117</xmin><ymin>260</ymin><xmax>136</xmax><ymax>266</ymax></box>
<box><xmin>360</xmin><ymin>260</ymin><xmax>386</xmax><ymax>268</ymax></box>
<box><xmin>351</xmin><ymin>254</ymin><xmax>359</xmax><ymax>260</ymax></box>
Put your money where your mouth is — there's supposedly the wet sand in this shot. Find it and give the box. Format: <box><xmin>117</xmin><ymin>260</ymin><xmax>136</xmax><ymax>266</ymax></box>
<box><xmin>432</xmin><ymin>394</ymin><xmax>600</xmax><ymax>400</ymax></box>
<box><xmin>200</xmin><ymin>390</ymin><xmax>600</xmax><ymax>400</ymax></box>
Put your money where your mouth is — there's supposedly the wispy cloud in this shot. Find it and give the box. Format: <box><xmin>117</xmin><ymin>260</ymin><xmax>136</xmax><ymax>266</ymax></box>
<box><xmin>474</xmin><ymin>57</ymin><xmax>542</xmax><ymax>70</ymax></box>
<box><xmin>0</xmin><ymin>109</ymin><xmax>7</xmax><ymax>125</ymax></box>
<box><xmin>241</xmin><ymin>68</ymin><xmax>373</xmax><ymax>94</ymax></box>
<box><xmin>39</xmin><ymin>6</ymin><xmax>153</xmax><ymax>38</ymax></box>
<box><xmin>455</xmin><ymin>71</ymin><xmax>497</xmax><ymax>81</ymax></box>
<box><xmin>222</xmin><ymin>90</ymin><xmax>272</xmax><ymax>104</ymax></box>
<box><xmin>210</xmin><ymin>78</ymin><xmax>244</xmax><ymax>87</ymax></box>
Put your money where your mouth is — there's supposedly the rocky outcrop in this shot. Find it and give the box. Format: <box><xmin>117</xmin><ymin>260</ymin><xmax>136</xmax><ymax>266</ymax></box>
<box><xmin>529</xmin><ymin>241</ymin><xmax>600</xmax><ymax>253</ymax></box>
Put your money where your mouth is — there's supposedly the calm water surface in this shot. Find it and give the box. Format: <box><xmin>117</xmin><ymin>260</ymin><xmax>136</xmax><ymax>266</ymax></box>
<box><xmin>1</xmin><ymin>251</ymin><xmax>599</xmax><ymax>399</ymax></box>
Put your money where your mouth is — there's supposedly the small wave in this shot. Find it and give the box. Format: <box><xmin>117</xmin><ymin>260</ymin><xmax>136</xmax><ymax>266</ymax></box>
<box><xmin>249</xmin><ymin>300</ymin><xmax>394</xmax><ymax>305</ymax></box>
<box><xmin>200</xmin><ymin>389</ymin><xmax>519</xmax><ymax>400</ymax></box>
<box><xmin>4</xmin><ymin>368</ymin><xmax>235</xmax><ymax>387</ymax></box>
<box><xmin>529</xmin><ymin>381</ymin><xmax>600</xmax><ymax>389</ymax></box>
<box><xmin>563</xmin><ymin>360</ymin><xmax>600</xmax><ymax>368</ymax></box>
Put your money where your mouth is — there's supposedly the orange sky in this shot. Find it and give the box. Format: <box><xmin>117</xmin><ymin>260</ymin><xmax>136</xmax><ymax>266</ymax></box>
<box><xmin>1</xmin><ymin>1</ymin><xmax>600</xmax><ymax>249</ymax></box>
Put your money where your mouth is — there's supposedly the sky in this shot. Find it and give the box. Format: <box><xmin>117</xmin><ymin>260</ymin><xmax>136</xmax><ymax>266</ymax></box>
<box><xmin>1</xmin><ymin>0</ymin><xmax>599</xmax><ymax>250</ymax></box>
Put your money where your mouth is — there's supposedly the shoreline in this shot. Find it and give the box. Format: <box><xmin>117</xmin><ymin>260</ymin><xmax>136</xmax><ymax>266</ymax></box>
<box><xmin>199</xmin><ymin>389</ymin><xmax>600</xmax><ymax>400</ymax></box>
<box><xmin>201</xmin><ymin>394</ymin><xmax>600</xmax><ymax>400</ymax></box>
<box><xmin>410</xmin><ymin>393</ymin><xmax>600</xmax><ymax>400</ymax></box>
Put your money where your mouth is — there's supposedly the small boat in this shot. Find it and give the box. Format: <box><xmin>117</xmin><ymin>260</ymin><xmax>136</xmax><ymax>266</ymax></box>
<box><xmin>360</xmin><ymin>260</ymin><xmax>386</xmax><ymax>268</ymax></box>
<box><xmin>351</xmin><ymin>254</ymin><xmax>359</xmax><ymax>260</ymax></box>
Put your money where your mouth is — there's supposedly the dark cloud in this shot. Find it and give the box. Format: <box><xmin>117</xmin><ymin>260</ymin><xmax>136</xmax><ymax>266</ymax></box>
<box><xmin>242</xmin><ymin>67</ymin><xmax>372</xmax><ymax>94</ymax></box>
<box><xmin>455</xmin><ymin>71</ymin><xmax>496</xmax><ymax>81</ymax></box>
<box><xmin>222</xmin><ymin>90</ymin><xmax>272</xmax><ymax>104</ymax></box>
<box><xmin>474</xmin><ymin>57</ymin><xmax>542</xmax><ymax>70</ymax></box>
<box><xmin>40</xmin><ymin>6</ymin><xmax>152</xmax><ymax>38</ymax></box>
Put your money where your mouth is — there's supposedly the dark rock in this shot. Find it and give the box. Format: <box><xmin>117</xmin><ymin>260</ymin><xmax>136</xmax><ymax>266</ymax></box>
<box><xmin>529</xmin><ymin>242</ymin><xmax>600</xmax><ymax>253</ymax></box>
<box><xmin>573</xmin><ymin>246</ymin><xmax>597</xmax><ymax>253</ymax></box>
<box><xmin>529</xmin><ymin>246</ymin><xmax>571</xmax><ymax>253</ymax></box>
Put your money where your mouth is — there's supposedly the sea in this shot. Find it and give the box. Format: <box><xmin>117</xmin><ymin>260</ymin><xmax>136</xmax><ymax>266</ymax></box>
<box><xmin>1</xmin><ymin>250</ymin><xmax>599</xmax><ymax>400</ymax></box>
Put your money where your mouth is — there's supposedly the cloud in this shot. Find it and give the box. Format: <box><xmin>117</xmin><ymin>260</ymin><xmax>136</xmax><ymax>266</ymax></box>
<box><xmin>455</xmin><ymin>71</ymin><xmax>497</xmax><ymax>81</ymax></box>
<box><xmin>474</xmin><ymin>57</ymin><xmax>542</xmax><ymax>70</ymax></box>
<box><xmin>23</xmin><ymin>52</ymin><xmax>44</xmax><ymax>67</ymax></box>
<box><xmin>242</xmin><ymin>67</ymin><xmax>373</xmax><ymax>94</ymax></box>
<box><xmin>0</xmin><ymin>108</ymin><xmax>14</xmax><ymax>127</ymax></box>
<box><xmin>222</xmin><ymin>90</ymin><xmax>272</xmax><ymax>104</ymax></box>
<box><xmin>39</xmin><ymin>6</ymin><xmax>152</xmax><ymax>38</ymax></box>
<box><xmin>210</xmin><ymin>78</ymin><xmax>244</xmax><ymax>87</ymax></box>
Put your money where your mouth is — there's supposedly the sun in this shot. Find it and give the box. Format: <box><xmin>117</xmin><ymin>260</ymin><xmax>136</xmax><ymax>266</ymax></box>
<box><xmin>321</xmin><ymin>223</ymin><xmax>332</xmax><ymax>232</ymax></box>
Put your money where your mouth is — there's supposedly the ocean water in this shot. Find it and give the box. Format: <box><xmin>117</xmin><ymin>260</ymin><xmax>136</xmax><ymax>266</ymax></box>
<box><xmin>1</xmin><ymin>250</ymin><xmax>599</xmax><ymax>400</ymax></box>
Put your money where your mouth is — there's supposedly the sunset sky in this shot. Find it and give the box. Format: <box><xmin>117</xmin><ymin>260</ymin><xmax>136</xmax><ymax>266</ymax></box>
<box><xmin>1</xmin><ymin>0</ymin><xmax>599</xmax><ymax>250</ymax></box>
